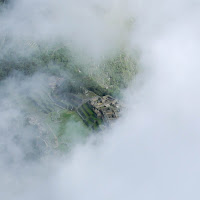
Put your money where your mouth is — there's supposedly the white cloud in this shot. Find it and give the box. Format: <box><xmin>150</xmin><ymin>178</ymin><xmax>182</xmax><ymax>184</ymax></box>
<box><xmin>0</xmin><ymin>0</ymin><xmax>200</xmax><ymax>199</ymax></box>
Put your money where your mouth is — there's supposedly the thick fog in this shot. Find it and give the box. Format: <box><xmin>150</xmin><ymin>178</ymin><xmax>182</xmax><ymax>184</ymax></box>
<box><xmin>1</xmin><ymin>0</ymin><xmax>200</xmax><ymax>199</ymax></box>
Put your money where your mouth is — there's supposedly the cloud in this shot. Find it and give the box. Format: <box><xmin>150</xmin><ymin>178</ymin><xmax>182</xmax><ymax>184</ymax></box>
<box><xmin>0</xmin><ymin>0</ymin><xmax>134</xmax><ymax>60</ymax></box>
<box><xmin>0</xmin><ymin>0</ymin><xmax>200</xmax><ymax>199</ymax></box>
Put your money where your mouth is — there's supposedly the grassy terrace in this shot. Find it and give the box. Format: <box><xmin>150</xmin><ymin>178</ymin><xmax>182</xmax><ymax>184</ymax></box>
<box><xmin>77</xmin><ymin>102</ymin><xmax>103</xmax><ymax>130</ymax></box>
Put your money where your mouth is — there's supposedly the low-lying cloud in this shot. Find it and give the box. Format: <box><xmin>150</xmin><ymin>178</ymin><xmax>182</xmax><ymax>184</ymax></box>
<box><xmin>0</xmin><ymin>0</ymin><xmax>200</xmax><ymax>199</ymax></box>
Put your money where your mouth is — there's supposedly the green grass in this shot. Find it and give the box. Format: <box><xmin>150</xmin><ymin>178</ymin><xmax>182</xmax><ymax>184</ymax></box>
<box><xmin>77</xmin><ymin>103</ymin><xmax>103</xmax><ymax>130</ymax></box>
<box><xmin>56</xmin><ymin>111</ymin><xmax>81</xmax><ymax>135</ymax></box>
<box><xmin>55</xmin><ymin>110</ymin><xmax>90</xmax><ymax>150</ymax></box>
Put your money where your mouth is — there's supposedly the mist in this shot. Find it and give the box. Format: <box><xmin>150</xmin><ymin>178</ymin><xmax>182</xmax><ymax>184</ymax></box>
<box><xmin>0</xmin><ymin>0</ymin><xmax>200</xmax><ymax>199</ymax></box>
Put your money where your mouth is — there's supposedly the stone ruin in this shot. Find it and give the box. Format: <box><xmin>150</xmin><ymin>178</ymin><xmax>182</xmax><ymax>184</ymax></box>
<box><xmin>88</xmin><ymin>95</ymin><xmax>121</xmax><ymax>124</ymax></box>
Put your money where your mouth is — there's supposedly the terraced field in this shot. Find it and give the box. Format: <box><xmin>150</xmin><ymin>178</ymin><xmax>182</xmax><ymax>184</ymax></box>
<box><xmin>0</xmin><ymin>34</ymin><xmax>137</xmax><ymax>153</ymax></box>
<box><xmin>77</xmin><ymin>102</ymin><xmax>103</xmax><ymax>130</ymax></box>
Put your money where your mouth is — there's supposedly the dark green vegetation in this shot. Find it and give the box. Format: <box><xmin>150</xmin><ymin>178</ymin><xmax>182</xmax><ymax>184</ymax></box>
<box><xmin>0</xmin><ymin>43</ymin><xmax>137</xmax><ymax>96</ymax></box>
<box><xmin>0</xmin><ymin>41</ymin><xmax>137</xmax><ymax>150</ymax></box>
<box><xmin>0</xmin><ymin>2</ymin><xmax>138</xmax><ymax>152</ymax></box>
